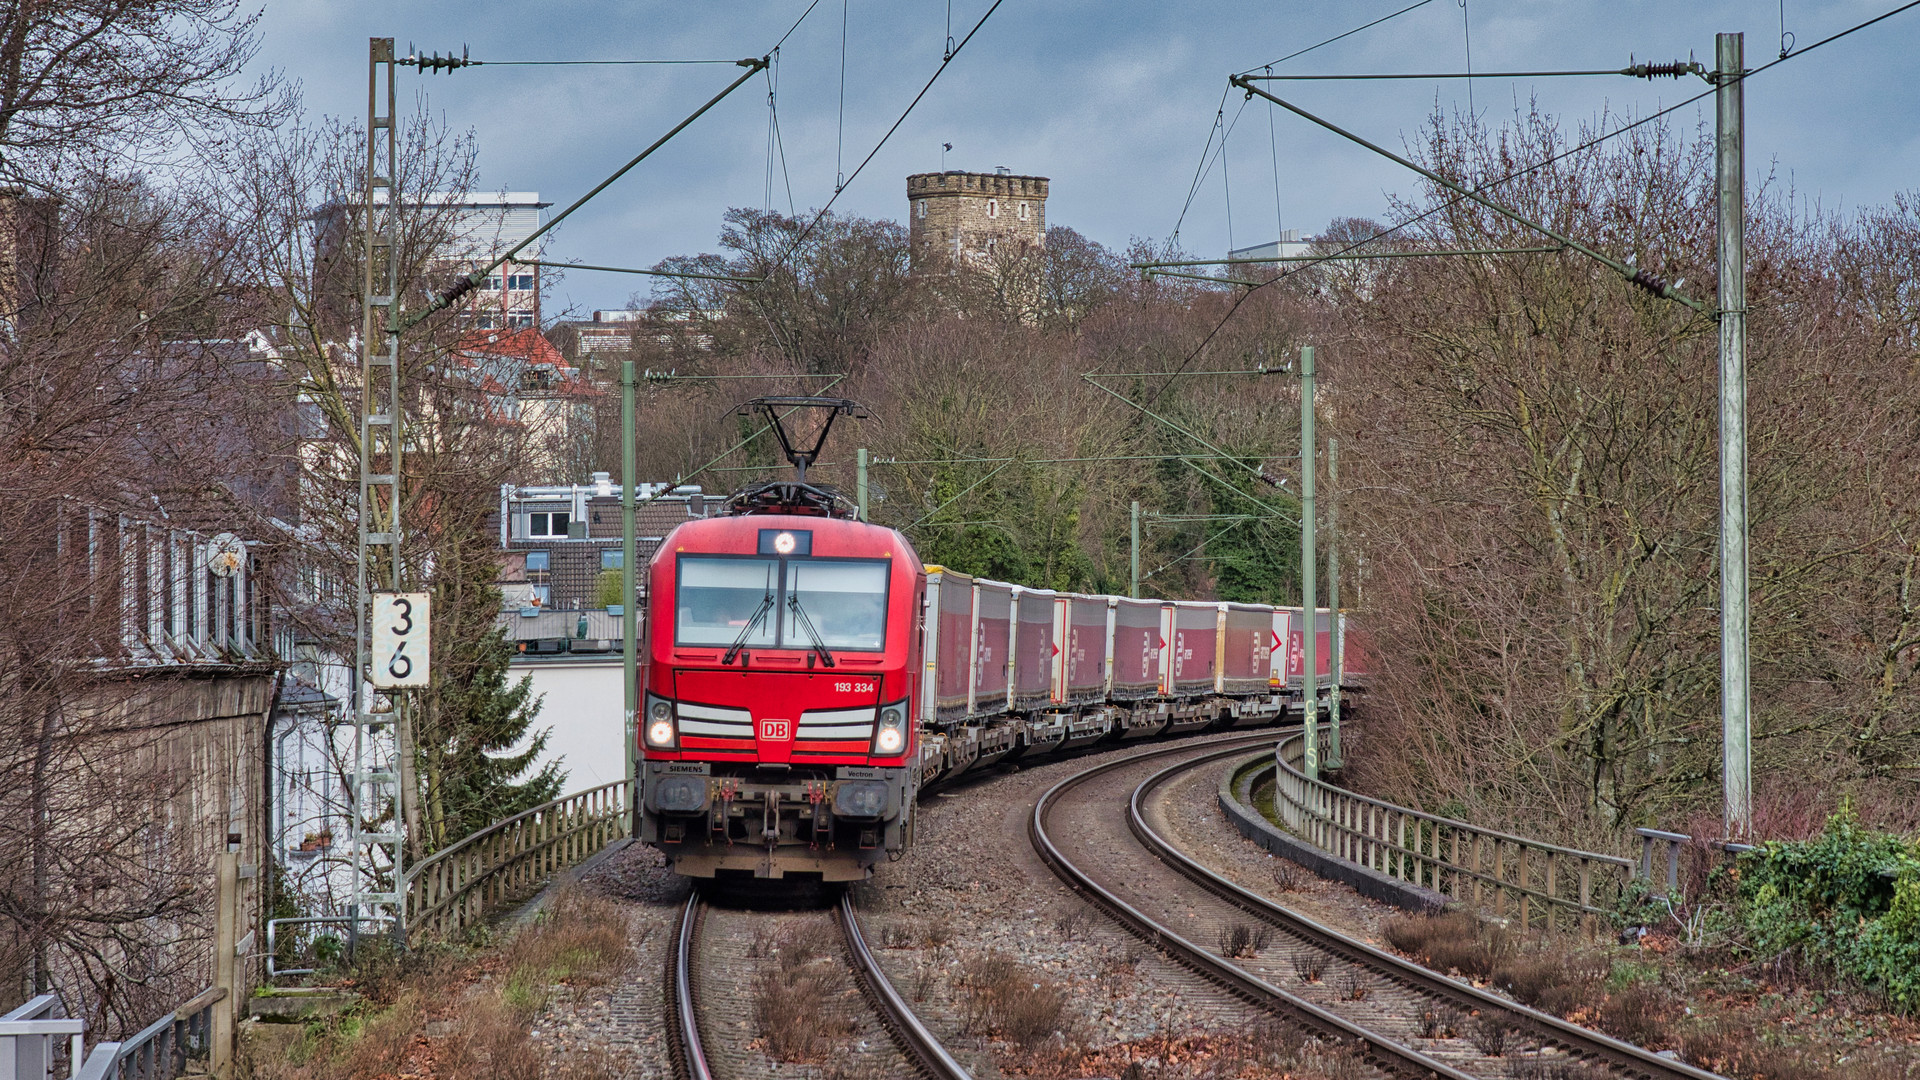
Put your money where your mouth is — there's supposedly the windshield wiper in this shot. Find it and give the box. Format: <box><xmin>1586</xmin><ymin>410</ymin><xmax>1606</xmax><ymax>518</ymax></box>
<box><xmin>724</xmin><ymin>580</ymin><xmax>776</xmax><ymax>665</ymax></box>
<box><xmin>785</xmin><ymin>593</ymin><xmax>836</xmax><ymax>668</ymax></box>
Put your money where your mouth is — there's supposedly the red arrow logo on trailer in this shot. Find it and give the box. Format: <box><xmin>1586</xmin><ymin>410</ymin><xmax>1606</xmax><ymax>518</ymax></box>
<box><xmin>1270</xmin><ymin>630</ymin><xmax>1282</xmax><ymax>651</ymax></box>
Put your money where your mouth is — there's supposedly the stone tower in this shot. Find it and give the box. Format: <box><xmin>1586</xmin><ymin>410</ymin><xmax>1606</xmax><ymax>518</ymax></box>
<box><xmin>906</xmin><ymin>169</ymin><xmax>1049</xmax><ymax>273</ymax></box>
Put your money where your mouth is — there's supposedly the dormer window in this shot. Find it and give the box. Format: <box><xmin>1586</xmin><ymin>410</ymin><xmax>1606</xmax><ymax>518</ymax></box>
<box><xmin>526</xmin><ymin>510</ymin><xmax>571</xmax><ymax>538</ymax></box>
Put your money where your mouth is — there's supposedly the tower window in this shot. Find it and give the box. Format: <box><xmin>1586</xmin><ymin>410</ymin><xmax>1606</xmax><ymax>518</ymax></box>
<box><xmin>1017</xmin><ymin>202</ymin><xmax>1028</xmax><ymax>221</ymax></box>
<box><xmin>986</xmin><ymin>199</ymin><xmax>999</xmax><ymax>219</ymax></box>
<box><xmin>916</xmin><ymin>201</ymin><xmax>926</xmax><ymax>219</ymax></box>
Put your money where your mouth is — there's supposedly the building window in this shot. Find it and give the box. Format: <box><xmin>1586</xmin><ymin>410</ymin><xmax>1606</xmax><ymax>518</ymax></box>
<box><xmin>484</xmin><ymin>274</ymin><xmax>503</xmax><ymax>291</ymax></box>
<box><xmin>1017</xmin><ymin>202</ymin><xmax>1028</xmax><ymax>221</ymax></box>
<box><xmin>602</xmin><ymin>550</ymin><xmax>623</xmax><ymax>570</ymax></box>
<box><xmin>986</xmin><ymin>237</ymin><xmax>996</xmax><ymax>254</ymax></box>
<box><xmin>525</xmin><ymin>549</ymin><xmax>550</xmax><ymax>572</ymax></box>
<box><xmin>986</xmin><ymin>199</ymin><xmax>999</xmax><ymax>219</ymax></box>
<box><xmin>916</xmin><ymin>201</ymin><xmax>926</xmax><ymax>219</ymax></box>
<box><xmin>473</xmin><ymin>314</ymin><xmax>498</xmax><ymax>330</ymax></box>
<box><xmin>527</xmin><ymin>511</ymin><xmax>570</xmax><ymax>538</ymax></box>
<box><xmin>506</xmin><ymin>313</ymin><xmax>535</xmax><ymax>328</ymax></box>
<box><xmin>507</xmin><ymin>273</ymin><xmax>535</xmax><ymax>291</ymax></box>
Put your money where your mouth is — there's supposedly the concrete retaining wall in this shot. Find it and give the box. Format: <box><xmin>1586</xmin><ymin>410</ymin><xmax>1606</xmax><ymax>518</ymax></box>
<box><xmin>1217</xmin><ymin>753</ymin><xmax>1448</xmax><ymax>913</ymax></box>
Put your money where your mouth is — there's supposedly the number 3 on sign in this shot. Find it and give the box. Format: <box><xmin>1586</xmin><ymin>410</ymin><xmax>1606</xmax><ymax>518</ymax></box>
<box><xmin>372</xmin><ymin>592</ymin><xmax>431</xmax><ymax>688</ymax></box>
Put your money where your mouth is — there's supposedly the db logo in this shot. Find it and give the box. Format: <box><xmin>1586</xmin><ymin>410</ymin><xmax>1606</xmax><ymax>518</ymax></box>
<box><xmin>759</xmin><ymin>719</ymin><xmax>791</xmax><ymax>741</ymax></box>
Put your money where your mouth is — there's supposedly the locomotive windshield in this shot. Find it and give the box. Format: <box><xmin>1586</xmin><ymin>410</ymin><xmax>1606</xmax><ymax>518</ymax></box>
<box><xmin>787</xmin><ymin>559</ymin><xmax>888</xmax><ymax>650</ymax></box>
<box><xmin>676</xmin><ymin>557</ymin><xmax>779</xmax><ymax>648</ymax></box>
<box><xmin>675</xmin><ymin>554</ymin><xmax>888</xmax><ymax>651</ymax></box>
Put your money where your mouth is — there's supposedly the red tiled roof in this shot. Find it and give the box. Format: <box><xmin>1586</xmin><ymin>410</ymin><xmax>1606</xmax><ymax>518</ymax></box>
<box><xmin>452</xmin><ymin>327</ymin><xmax>567</xmax><ymax>367</ymax></box>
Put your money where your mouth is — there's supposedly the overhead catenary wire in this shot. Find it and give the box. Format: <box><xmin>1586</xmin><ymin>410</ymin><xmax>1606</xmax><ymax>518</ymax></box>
<box><xmin>519</xmin><ymin>259</ymin><xmax>763</xmax><ymax>284</ymax></box>
<box><xmin>1236</xmin><ymin>0</ymin><xmax>1440</xmax><ymax>76</ymax></box>
<box><xmin>835</xmin><ymin>0</ymin><xmax>850</xmax><ymax>192</ymax></box>
<box><xmin>1170</xmin><ymin>95</ymin><xmax>1253</xmax><ymax>252</ymax></box>
<box><xmin>1267</xmin><ymin>68</ymin><xmax>1285</xmax><ymax>245</ymax></box>
<box><xmin>1179</xmin><ymin>0</ymin><xmax>1444</xmax><ymax>253</ymax></box>
<box><xmin>1142</xmin><ymin>0</ymin><xmax>1920</xmax><ymax>409</ymax></box>
<box><xmin>1168</xmin><ymin>92</ymin><xmax>1228</xmax><ymax>252</ymax></box>
<box><xmin>771</xmin><ymin>0</ymin><xmax>1007</xmax><ymax>265</ymax></box>
<box><xmin>461</xmin><ymin>58</ymin><xmax>744</xmax><ymax>65</ymax></box>
<box><xmin>1221</xmin><ymin>115</ymin><xmax>1234</xmax><ymax>252</ymax></box>
<box><xmin>1459</xmin><ymin>0</ymin><xmax>1475</xmax><ymax>115</ymax></box>
<box><xmin>769</xmin><ymin>52</ymin><xmax>797</xmax><ymax>215</ymax></box>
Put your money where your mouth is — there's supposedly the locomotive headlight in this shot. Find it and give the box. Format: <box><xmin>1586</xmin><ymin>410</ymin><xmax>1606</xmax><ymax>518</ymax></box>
<box><xmin>833</xmin><ymin>780</ymin><xmax>890</xmax><ymax>818</ymax></box>
<box><xmin>644</xmin><ymin>696</ymin><xmax>677</xmax><ymax>748</ymax></box>
<box><xmin>773</xmin><ymin>531</ymin><xmax>797</xmax><ymax>554</ymax></box>
<box><xmin>872</xmin><ymin>702</ymin><xmax>907</xmax><ymax>756</ymax></box>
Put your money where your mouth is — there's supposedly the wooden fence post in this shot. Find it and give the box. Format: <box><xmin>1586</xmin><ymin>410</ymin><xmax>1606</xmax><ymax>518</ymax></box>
<box><xmin>213</xmin><ymin>852</ymin><xmax>237</xmax><ymax>1077</ymax></box>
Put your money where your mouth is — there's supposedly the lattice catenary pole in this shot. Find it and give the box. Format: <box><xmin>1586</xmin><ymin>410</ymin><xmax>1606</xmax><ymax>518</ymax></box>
<box><xmin>350</xmin><ymin>37</ymin><xmax>406</xmax><ymax>945</ymax></box>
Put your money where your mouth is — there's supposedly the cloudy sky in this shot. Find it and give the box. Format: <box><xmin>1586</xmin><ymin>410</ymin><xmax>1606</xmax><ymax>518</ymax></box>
<box><xmin>252</xmin><ymin>1</ymin><xmax>1920</xmax><ymax>317</ymax></box>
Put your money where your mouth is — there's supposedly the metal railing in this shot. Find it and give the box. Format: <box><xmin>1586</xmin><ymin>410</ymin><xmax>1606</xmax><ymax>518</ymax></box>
<box><xmin>1270</xmin><ymin>732</ymin><xmax>1634</xmax><ymax>933</ymax></box>
<box><xmin>5</xmin><ymin>988</ymin><xmax>225</xmax><ymax>1080</ymax></box>
<box><xmin>2</xmin><ymin>994</ymin><xmax>84</xmax><ymax>1079</ymax></box>
<box><xmin>401</xmin><ymin>780</ymin><xmax>630</xmax><ymax>942</ymax></box>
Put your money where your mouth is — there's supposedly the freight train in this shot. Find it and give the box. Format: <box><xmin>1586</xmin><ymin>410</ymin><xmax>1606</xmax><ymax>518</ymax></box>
<box><xmin>635</xmin><ymin>398</ymin><xmax>1362</xmax><ymax>882</ymax></box>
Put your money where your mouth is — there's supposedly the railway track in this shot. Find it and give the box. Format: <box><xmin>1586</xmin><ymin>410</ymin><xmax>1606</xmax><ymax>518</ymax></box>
<box><xmin>666</xmin><ymin>892</ymin><xmax>972</xmax><ymax>1080</ymax></box>
<box><xmin>1033</xmin><ymin>736</ymin><xmax>1729</xmax><ymax>1080</ymax></box>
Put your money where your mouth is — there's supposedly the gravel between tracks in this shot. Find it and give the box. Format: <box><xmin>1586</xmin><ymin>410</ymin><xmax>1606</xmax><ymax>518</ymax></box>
<box><xmin>1152</xmin><ymin>757</ymin><xmax>1401</xmax><ymax>948</ymax></box>
<box><xmin>855</xmin><ymin>733</ymin><xmax>1301</xmax><ymax>1077</ymax></box>
<box><xmin>521</xmin><ymin>733</ymin><xmax>1407</xmax><ymax>1078</ymax></box>
<box><xmin>525</xmin><ymin>842</ymin><xmax>687</xmax><ymax>1077</ymax></box>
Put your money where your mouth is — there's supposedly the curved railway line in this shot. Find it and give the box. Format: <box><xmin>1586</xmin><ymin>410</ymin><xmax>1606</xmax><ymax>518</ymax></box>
<box><xmin>1032</xmin><ymin>735</ymin><xmax>1731</xmax><ymax>1080</ymax></box>
<box><xmin>666</xmin><ymin>892</ymin><xmax>973</xmax><ymax>1080</ymax></box>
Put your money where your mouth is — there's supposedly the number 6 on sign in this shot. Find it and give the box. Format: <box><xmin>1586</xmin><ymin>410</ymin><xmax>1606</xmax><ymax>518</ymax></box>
<box><xmin>372</xmin><ymin>592</ymin><xmax>430</xmax><ymax>688</ymax></box>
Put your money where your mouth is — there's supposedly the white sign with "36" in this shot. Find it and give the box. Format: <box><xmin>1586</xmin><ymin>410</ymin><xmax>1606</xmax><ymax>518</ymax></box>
<box><xmin>371</xmin><ymin>592</ymin><xmax>430</xmax><ymax>688</ymax></box>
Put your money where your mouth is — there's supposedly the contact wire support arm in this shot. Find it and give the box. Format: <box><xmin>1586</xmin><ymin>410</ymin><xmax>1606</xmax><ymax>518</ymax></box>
<box><xmin>1229</xmin><ymin>76</ymin><xmax>1706</xmax><ymax>313</ymax></box>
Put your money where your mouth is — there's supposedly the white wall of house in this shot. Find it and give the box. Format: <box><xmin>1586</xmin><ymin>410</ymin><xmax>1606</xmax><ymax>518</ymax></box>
<box><xmin>511</xmin><ymin>655</ymin><xmax>626</xmax><ymax>790</ymax></box>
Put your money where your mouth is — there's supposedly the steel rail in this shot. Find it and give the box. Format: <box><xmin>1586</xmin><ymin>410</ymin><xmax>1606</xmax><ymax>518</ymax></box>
<box><xmin>836</xmin><ymin>893</ymin><xmax>974</xmax><ymax>1079</ymax></box>
<box><xmin>668</xmin><ymin>894</ymin><xmax>716</xmax><ymax>1080</ymax></box>
<box><xmin>1129</xmin><ymin>752</ymin><xmax>1731</xmax><ymax>1080</ymax></box>
<box><xmin>1030</xmin><ymin>735</ymin><xmax>1477</xmax><ymax>1080</ymax></box>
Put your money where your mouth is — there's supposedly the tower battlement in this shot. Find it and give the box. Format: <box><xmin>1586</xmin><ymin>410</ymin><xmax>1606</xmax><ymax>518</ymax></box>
<box><xmin>907</xmin><ymin>170</ymin><xmax>1049</xmax><ymax>272</ymax></box>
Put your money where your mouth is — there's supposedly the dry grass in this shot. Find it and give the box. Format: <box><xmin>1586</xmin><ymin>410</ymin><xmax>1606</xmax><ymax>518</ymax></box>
<box><xmin>1597</xmin><ymin>982</ymin><xmax>1672</xmax><ymax>1047</ymax></box>
<box><xmin>957</xmin><ymin>950</ymin><xmax>1070</xmax><ymax>1050</ymax></box>
<box><xmin>1271</xmin><ymin>859</ymin><xmax>1309</xmax><ymax>893</ymax></box>
<box><xmin>1217</xmin><ymin>921</ymin><xmax>1271</xmax><ymax>958</ymax></box>
<box><xmin>1468</xmin><ymin>1015</ymin><xmax>1518</xmax><ymax>1057</ymax></box>
<box><xmin>1053</xmin><ymin>902</ymin><xmax>1097</xmax><ymax>942</ymax></box>
<box><xmin>1291</xmin><ymin>950</ymin><xmax>1327</xmax><ymax>983</ymax></box>
<box><xmin>753</xmin><ymin>924</ymin><xmax>858</xmax><ymax>1062</ymax></box>
<box><xmin>499</xmin><ymin>889</ymin><xmax>632</xmax><ymax>1012</ymax></box>
<box><xmin>239</xmin><ymin>886</ymin><xmax>635</xmax><ymax>1080</ymax></box>
<box><xmin>435</xmin><ymin>993</ymin><xmax>543</xmax><ymax>1080</ymax></box>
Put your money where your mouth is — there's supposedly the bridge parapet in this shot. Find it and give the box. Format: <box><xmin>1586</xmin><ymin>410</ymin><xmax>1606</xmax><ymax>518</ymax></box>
<box><xmin>401</xmin><ymin>780</ymin><xmax>630</xmax><ymax>943</ymax></box>
<box><xmin>1269</xmin><ymin>732</ymin><xmax>1635</xmax><ymax>934</ymax></box>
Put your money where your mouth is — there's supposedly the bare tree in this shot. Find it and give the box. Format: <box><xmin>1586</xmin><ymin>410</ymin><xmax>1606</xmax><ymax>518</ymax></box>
<box><xmin>0</xmin><ymin>1</ymin><xmax>289</xmax><ymax>186</ymax></box>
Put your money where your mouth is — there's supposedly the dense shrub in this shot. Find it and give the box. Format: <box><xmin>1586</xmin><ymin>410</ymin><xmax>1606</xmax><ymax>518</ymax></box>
<box><xmin>1737</xmin><ymin>806</ymin><xmax>1920</xmax><ymax>1012</ymax></box>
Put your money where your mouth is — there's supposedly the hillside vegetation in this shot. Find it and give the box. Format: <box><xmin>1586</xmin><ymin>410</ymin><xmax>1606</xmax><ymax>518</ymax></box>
<box><xmin>593</xmin><ymin>106</ymin><xmax>1920</xmax><ymax>847</ymax></box>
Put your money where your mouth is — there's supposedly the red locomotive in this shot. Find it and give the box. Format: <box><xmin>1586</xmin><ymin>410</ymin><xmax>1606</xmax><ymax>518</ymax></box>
<box><xmin>637</xmin><ymin>400</ymin><xmax>922</xmax><ymax>881</ymax></box>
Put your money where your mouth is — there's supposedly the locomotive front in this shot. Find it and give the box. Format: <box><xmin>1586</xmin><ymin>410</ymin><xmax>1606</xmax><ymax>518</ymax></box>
<box><xmin>636</xmin><ymin>506</ymin><xmax>923</xmax><ymax>881</ymax></box>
